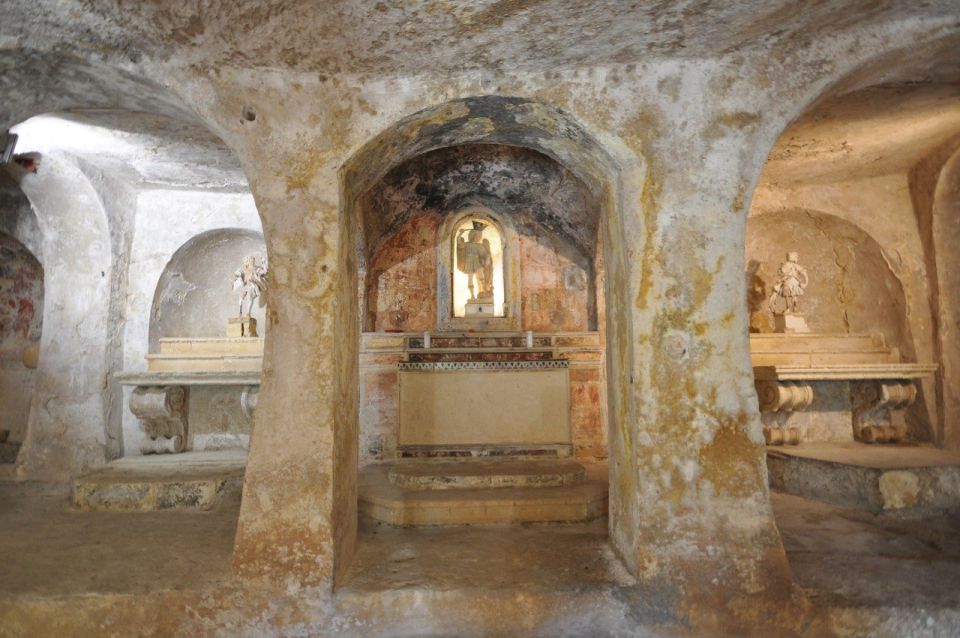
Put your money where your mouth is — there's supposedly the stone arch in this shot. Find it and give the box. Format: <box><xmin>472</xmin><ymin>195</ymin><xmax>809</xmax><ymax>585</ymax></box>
<box><xmin>0</xmin><ymin>52</ymin><xmax>266</xmax><ymax>479</ymax></box>
<box><xmin>738</xmin><ymin>31</ymin><xmax>960</xmax><ymax>449</ymax></box>
<box><xmin>232</xmin><ymin>94</ymin><xmax>642</xmax><ymax>587</ymax></box>
<box><xmin>149</xmin><ymin>228</ymin><xmax>267</xmax><ymax>351</ymax></box>
<box><xmin>931</xmin><ymin>146</ymin><xmax>960</xmax><ymax>447</ymax></box>
<box><xmin>341</xmin><ymin>96</ymin><xmax>638</xmax><ymax>582</ymax></box>
<box><xmin>13</xmin><ymin>155</ymin><xmax>114</xmax><ymax>480</ymax></box>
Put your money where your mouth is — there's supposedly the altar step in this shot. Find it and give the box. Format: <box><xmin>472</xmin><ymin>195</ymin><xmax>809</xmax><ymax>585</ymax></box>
<box><xmin>399</xmin><ymin>443</ymin><xmax>571</xmax><ymax>459</ymax></box>
<box><xmin>359</xmin><ymin>459</ymin><xmax>607</xmax><ymax>526</ymax></box>
<box><xmin>767</xmin><ymin>443</ymin><xmax>960</xmax><ymax>514</ymax></box>
<box><xmin>73</xmin><ymin>450</ymin><xmax>246</xmax><ymax>512</ymax></box>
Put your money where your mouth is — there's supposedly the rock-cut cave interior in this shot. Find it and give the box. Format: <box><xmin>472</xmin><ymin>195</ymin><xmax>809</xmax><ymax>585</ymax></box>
<box><xmin>1</xmin><ymin>2</ymin><xmax>960</xmax><ymax>636</ymax></box>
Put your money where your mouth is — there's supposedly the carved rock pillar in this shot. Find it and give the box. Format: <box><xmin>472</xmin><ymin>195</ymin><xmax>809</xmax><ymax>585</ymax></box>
<box><xmin>757</xmin><ymin>380</ymin><xmax>813</xmax><ymax>445</ymax></box>
<box><xmin>130</xmin><ymin>386</ymin><xmax>187</xmax><ymax>454</ymax></box>
<box><xmin>851</xmin><ymin>380</ymin><xmax>917</xmax><ymax>444</ymax></box>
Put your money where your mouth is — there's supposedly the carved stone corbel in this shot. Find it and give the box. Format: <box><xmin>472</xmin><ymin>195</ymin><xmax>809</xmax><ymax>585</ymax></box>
<box><xmin>851</xmin><ymin>380</ymin><xmax>916</xmax><ymax>444</ymax></box>
<box><xmin>756</xmin><ymin>380</ymin><xmax>813</xmax><ymax>445</ymax></box>
<box><xmin>130</xmin><ymin>386</ymin><xmax>187</xmax><ymax>454</ymax></box>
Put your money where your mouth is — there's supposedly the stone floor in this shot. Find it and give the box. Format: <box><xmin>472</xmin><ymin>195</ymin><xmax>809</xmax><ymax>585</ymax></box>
<box><xmin>0</xmin><ymin>481</ymin><xmax>236</xmax><ymax>597</ymax></box>
<box><xmin>1</xmin><ymin>480</ymin><xmax>959</xmax><ymax>634</ymax></box>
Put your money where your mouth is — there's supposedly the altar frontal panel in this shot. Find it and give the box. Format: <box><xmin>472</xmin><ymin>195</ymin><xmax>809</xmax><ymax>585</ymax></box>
<box><xmin>398</xmin><ymin>361</ymin><xmax>570</xmax><ymax>446</ymax></box>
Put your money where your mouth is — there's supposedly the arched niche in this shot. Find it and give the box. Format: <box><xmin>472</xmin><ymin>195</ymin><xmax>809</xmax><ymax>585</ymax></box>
<box><xmin>0</xmin><ymin>230</ymin><xmax>43</xmax><ymax>452</ymax></box>
<box><xmin>150</xmin><ymin>228</ymin><xmax>266</xmax><ymax>350</ymax></box>
<box><xmin>439</xmin><ymin>207</ymin><xmax>517</xmax><ymax>328</ymax></box>
<box><xmin>746</xmin><ymin>209</ymin><xmax>910</xmax><ymax>349</ymax></box>
<box><xmin>360</xmin><ymin>143</ymin><xmax>600</xmax><ymax>333</ymax></box>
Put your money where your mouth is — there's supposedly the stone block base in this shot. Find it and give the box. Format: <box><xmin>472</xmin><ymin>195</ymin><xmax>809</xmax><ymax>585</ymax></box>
<box><xmin>767</xmin><ymin>443</ymin><xmax>960</xmax><ymax>514</ymax></box>
<box><xmin>72</xmin><ymin>451</ymin><xmax>245</xmax><ymax>511</ymax></box>
<box><xmin>774</xmin><ymin>312</ymin><xmax>810</xmax><ymax>333</ymax></box>
<box><xmin>464</xmin><ymin>301</ymin><xmax>496</xmax><ymax>316</ymax></box>
<box><xmin>226</xmin><ymin>316</ymin><xmax>258</xmax><ymax>338</ymax></box>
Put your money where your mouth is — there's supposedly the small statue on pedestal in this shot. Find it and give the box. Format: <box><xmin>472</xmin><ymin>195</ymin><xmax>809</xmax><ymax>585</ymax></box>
<box><xmin>457</xmin><ymin>222</ymin><xmax>494</xmax><ymax>301</ymax></box>
<box><xmin>457</xmin><ymin>221</ymin><xmax>495</xmax><ymax>315</ymax></box>
<box><xmin>768</xmin><ymin>251</ymin><xmax>810</xmax><ymax>333</ymax></box>
<box><xmin>229</xmin><ymin>255</ymin><xmax>267</xmax><ymax>337</ymax></box>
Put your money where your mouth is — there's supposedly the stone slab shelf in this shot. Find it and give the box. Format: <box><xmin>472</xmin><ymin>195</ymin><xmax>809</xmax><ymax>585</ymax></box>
<box><xmin>754</xmin><ymin>363</ymin><xmax>938</xmax><ymax>381</ymax></box>
<box><xmin>768</xmin><ymin>443</ymin><xmax>960</xmax><ymax>514</ymax></box>
<box><xmin>116</xmin><ymin>371</ymin><xmax>261</xmax><ymax>386</ymax></box>
<box><xmin>360</xmin><ymin>461</ymin><xmax>607</xmax><ymax>526</ymax></box>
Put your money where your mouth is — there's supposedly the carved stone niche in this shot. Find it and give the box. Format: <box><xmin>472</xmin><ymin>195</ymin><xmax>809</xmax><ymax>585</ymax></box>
<box><xmin>851</xmin><ymin>380</ymin><xmax>917</xmax><ymax>444</ymax></box>
<box><xmin>756</xmin><ymin>380</ymin><xmax>813</xmax><ymax>446</ymax></box>
<box><xmin>130</xmin><ymin>386</ymin><xmax>187</xmax><ymax>454</ymax></box>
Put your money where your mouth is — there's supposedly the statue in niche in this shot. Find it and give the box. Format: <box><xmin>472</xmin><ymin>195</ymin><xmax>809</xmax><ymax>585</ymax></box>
<box><xmin>768</xmin><ymin>251</ymin><xmax>809</xmax><ymax>314</ymax></box>
<box><xmin>768</xmin><ymin>251</ymin><xmax>810</xmax><ymax>333</ymax></box>
<box><xmin>456</xmin><ymin>221</ymin><xmax>494</xmax><ymax>301</ymax></box>
<box><xmin>233</xmin><ymin>255</ymin><xmax>267</xmax><ymax>316</ymax></box>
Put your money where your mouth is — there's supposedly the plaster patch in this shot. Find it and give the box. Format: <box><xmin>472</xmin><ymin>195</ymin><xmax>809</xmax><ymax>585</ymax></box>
<box><xmin>879</xmin><ymin>470</ymin><xmax>921</xmax><ymax>510</ymax></box>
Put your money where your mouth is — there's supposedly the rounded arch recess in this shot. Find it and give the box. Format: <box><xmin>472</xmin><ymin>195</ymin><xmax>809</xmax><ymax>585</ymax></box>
<box><xmin>149</xmin><ymin>228</ymin><xmax>267</xmax><ymax>351</ymax></box>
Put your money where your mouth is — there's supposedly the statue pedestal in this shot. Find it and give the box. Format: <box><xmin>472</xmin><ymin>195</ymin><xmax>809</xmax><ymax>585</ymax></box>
<box><xmin>465</xmin><ymin>300</ymin><xmax>496</xmax><ymax>316</ymax></box>
<box><xmin>227</xmin><ymin>315</ymin><xmax>258</xmax><ymax>338</ymax></box>
<box><xmin>775</xmin><ymin>312</ymin><xmax>809</xmax><ymax>334</ymax></box>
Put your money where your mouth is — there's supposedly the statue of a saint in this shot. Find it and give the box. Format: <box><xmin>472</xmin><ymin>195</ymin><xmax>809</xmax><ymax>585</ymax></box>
<box><xmin>232</xmin><ymin>255</ymin><xmax>267</xmax><ymax>316</ymax></box>
<box><xmin>456</xmin><ymin>221</ymin><xmax>494</xmax><ymax>301</ymax></box>
<box><xmin>768</xmin><ymin>251</ymin><xmax>809</xmax><ymax>314</ymax></box>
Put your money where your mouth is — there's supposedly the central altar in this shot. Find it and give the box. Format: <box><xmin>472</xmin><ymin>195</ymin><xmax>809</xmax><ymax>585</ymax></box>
<box><xmin>398</xmin><ymin>359</ymin><xmax>570</xmax><ymax>447</ymax></box>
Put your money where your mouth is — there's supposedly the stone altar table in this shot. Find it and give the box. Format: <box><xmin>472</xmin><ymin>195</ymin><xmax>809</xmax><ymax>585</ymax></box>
<box><xmin>117</xmin><ymin>337</ymin><xmax>262</xmax><ymax>454</ymax></box>
<box><xmin>751</xmin><ymin>333</ymin><xmax>937</xmax><ymax>445</ymax></box>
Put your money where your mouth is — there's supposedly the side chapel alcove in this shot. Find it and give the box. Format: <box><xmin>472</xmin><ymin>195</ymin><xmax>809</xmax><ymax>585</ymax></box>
<box><xmin>320</xmin><ymin>96</ymin><xmax>642</xmax><ymax>586</ymax></box>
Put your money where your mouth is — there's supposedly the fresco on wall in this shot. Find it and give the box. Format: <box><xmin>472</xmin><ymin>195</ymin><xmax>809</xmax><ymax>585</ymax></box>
<box><xmin>0</xmin><ymin>233</ymin><xmax>42</xmax><ymax>356</ymax></box>
<box><xmin>362</xmin><ymin>144</ymin><xmax>600</xmax><ymax>332</ymax></box>
<box><xmin>0</xmin><ymin>231</ymin><xmax>43</xmax><ymax>445</ymax></box>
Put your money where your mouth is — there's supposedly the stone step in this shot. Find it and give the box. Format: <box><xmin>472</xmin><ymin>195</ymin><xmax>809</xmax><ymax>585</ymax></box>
<box><xmin>146</xmin><ymin>353</ymin><xmax>263</xmax><ymax>372</ymax></box>
<box><xmin>767</xmin><ymin>443</ymin><xmax>960</xmax><ymax>514</ymax></box>
<box><xmin>360</xmin><ymin>463</ymin><xmax>606</xmax><ymax>525</ymax></box>
<box><xmin>399</xmin><ymin>443</ymin><xmax>572</xmax><ymax>459</ymax></box>
<box><xmin>158</xmin><ymin>337</ymin><xmax>264</xmax><ymax>355</ymax></box>
<box><xmin>387</xmin><ymin>459</ymin><xmax>585</xmax><ymax>490</ymax></box>
<box><xmin>749</xmin><ymin>333</ymin><xmax>885</xmax><ymax>351</ymax></box>
<box><xmin>72</xmin><ymin>450</ymin><xmax>246</xmax><ymax>511</ymax></box>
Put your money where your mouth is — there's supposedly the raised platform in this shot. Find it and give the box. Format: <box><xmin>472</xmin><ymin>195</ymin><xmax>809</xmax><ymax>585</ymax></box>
<box><xmin>767</xmin><ymin>443</ymin><xmax>960</xmax><ymax>514</ymax></box>
<box><xmin>73</xmin><ymin>450</ymin><xmax>246</xmax><ymax>512</ymax></box>
<box><xmin>360</xmin><ymin>459</ymin><xmax>607</xmax><ymax>526</ymax></box>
